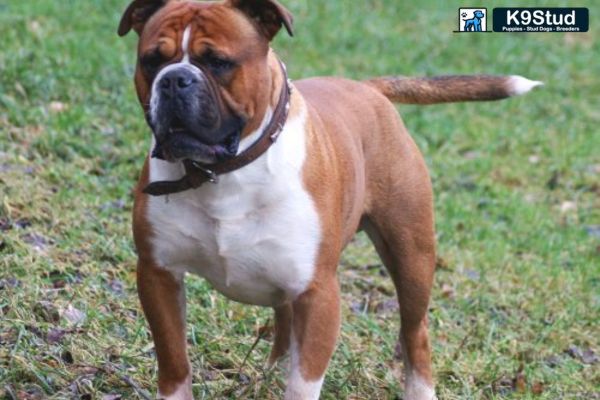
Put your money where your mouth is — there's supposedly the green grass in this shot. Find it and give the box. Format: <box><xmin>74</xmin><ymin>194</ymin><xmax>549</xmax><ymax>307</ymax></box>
<box><xmin>1</xmin><ymin>0</ymin><xmax>599</xmax><ymax>399</ymax></box>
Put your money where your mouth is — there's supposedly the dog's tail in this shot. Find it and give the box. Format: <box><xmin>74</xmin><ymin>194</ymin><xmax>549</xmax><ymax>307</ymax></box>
<box><xmin>364</xmin><ymin>75</ymin><xmax>543</xmax><ymax>105</ymax></box>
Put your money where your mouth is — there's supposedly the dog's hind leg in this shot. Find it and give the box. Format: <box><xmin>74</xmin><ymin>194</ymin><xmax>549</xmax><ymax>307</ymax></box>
<box><xmin>362</xmin><ymin>129</ymin><xmax>437</xmax><ymax>400</ymax></box>
<box><xmin>363</xmin><ymin>211</ymin><xmax>436</xmax><ymax>400</ymax></box>
<box><xmin>268</xmin><ymin>303</ymin><xmax>293</xmax><ymax>366</ymax></box>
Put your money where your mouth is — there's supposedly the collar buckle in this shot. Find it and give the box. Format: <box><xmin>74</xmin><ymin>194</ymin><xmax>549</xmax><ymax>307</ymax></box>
<box><xmin>192</xmin><ymin>162</ymin><xmax>219</xmax><ymax>184</ymax></box>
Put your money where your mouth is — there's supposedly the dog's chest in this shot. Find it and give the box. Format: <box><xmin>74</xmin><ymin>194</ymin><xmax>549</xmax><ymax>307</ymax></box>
<box><xmin>145</xmin><ymin>110</ymin><xmax>320</xmax><ymax>306</ymax></box>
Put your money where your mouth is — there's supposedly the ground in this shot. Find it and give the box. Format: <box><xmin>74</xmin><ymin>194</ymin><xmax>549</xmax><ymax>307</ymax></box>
<box><xmin>0</xmin><ymin>0</ymin><xmax>598</xmax><ymax>399</ymax></box>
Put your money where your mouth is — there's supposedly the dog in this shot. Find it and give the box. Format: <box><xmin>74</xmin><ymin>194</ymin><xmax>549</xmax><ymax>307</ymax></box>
<box><xmin>463</xmin><ymin>10</ymin><xmax>485</xmax><ymax>31</ymax></box>
<box><xmin>118</xmin><ymin>0</ymin><xmax>541</xmax><ymax>398</ymax></box>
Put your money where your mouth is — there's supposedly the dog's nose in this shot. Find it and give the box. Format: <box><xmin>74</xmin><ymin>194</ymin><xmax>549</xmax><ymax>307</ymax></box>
<box><xmin>159</xmin><ymin>69</ymin><xmax>198</xmax><ymax>95</ymax></box>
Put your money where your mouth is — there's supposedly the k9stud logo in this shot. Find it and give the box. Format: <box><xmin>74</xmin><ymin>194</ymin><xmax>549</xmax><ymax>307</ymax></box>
<box><xmin>453</xmin><ymin>7</ymin><xmax>589</xmax><ymax>33</ymax></box>
<box><xmin>456</xmin><ymin>8</ymin><xmax>490</xmax><ymax>32</ymax></box>
<box><xmin>493</xmin><ymin>8</ymin><xmax>589</xmax><ymax>32</ymax></box>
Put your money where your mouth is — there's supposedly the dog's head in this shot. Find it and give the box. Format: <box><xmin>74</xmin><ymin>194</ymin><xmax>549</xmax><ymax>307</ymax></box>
<box><xmin>473</xmin><ymin>10</ymin><xmax>484</xmax><ymax>19</ymax></box>
<box><xmin>118</xmin><ymin>0</ymin><xmax>293</xmax><ymax>163</ymax></box>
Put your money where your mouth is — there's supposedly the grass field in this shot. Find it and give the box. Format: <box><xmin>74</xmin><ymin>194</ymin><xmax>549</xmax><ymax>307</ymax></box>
<box><xmin>1</xmin><ymin>0</ymin><xmax>599</xmax><ymax>399</ymax></box>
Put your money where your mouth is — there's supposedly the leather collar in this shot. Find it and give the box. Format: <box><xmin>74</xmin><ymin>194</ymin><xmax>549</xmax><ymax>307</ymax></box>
<box><xmin>143</xmin><ymin>61</ymin><xmax>292</xmax><ymax>197</ymax></box>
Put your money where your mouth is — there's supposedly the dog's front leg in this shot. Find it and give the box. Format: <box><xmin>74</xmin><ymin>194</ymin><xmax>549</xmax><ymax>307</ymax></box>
<box><xmin>137</xmin><ymin>260</ymin><xmax>192</xmax><ymax>400</ymax></box>
<box><xmin>285</xmin><ymin>277</ymin><xmax>341</xmax><ymax>400</ymax></box>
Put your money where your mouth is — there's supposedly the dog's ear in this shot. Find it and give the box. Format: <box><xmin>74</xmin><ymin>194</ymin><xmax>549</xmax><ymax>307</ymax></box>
<box><xmin>118</xmin><ymin>0</ymin><xmax>169</xmax><ymax>37</ymax></box>
<box><xmin>228</xmin><ymin>0</ymin><xmax>294</xmax><ymax>40</ymax></box>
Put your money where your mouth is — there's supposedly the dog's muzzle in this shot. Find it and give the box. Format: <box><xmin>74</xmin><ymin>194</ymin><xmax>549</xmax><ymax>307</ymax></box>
<box><xmin>149</xmin><ymin>63</ymin><xmax>243</xmax><ymax>164</ymax></box>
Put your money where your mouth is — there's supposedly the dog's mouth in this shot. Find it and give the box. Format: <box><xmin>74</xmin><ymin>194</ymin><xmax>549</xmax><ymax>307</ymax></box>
<box><xmin>152</xmin><ymin>122</ymin><xmax>241</xmax><ymax>164</ymax></box>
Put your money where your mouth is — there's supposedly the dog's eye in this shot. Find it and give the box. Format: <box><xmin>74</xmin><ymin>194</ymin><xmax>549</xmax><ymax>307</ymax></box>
<box><xmin>203</xmin><ymin>54</ymin><xmax>236</xmax><ymax>74</ymax></box>
<box><xmin>140</xmin><ymin>52</ymin><xmax>164</xmax><ymax>76</ymax></box>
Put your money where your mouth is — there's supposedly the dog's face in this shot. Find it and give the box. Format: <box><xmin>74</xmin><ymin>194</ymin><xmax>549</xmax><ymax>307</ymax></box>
<box><xmin>119</xmin><ymin>0</ymin><xmax>293</xmax><ymax>163</ymax></box>
<box><xmin>473</xmin><ymin>10</ymin><xmax>484</xmax><ymax>19</ymax></box>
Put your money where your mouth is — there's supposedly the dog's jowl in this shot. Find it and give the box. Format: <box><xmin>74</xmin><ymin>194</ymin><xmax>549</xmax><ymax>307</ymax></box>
<box><xmin>118</xmin><ymin>1</ymin><xmax>541</xmax><ymax>399</ymax></box>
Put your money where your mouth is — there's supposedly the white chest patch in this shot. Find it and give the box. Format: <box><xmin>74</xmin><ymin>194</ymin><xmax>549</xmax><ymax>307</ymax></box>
<box><xmin>146</xmin><ymin>105</ymin><xmax>320</xmax><ymax>306</ymax></box>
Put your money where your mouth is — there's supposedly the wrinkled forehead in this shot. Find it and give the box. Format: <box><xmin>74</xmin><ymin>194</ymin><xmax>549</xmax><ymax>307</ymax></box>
<box><xmin>139</xmin><ymin>1</ymin><xmax>264</xmax><ymax>56</ymax></box>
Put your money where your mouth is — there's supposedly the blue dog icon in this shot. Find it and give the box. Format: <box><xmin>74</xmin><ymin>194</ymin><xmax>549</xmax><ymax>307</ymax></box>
<box><xmin>463</xmin><ymin>10</ymin><xmax>485</xmax><ymax>31</ymax></box>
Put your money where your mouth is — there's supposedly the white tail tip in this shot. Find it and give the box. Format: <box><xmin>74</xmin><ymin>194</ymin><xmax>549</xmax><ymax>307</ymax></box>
<box><xmin>508</xmin><ymin>76</ymin><xmax>544</xmax><ymax>96</ymax></box>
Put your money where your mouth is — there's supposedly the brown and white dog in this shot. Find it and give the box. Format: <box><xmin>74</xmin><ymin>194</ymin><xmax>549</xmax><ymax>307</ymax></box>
<box><xmin>118</xmin><ymin>1</ymin><xmax>541</xmax><ymax>398</ymax></box>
